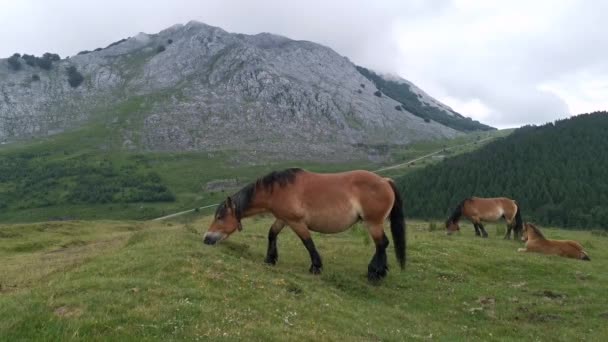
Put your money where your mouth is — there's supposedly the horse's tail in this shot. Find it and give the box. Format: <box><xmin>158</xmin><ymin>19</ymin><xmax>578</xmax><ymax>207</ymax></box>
<box><xmin>514</xmin><ymin>201</ymin><xmax>523</xmax><ymax>237</ymax></box>
<box><xmin>387</xmin><ymin>179</ymin><xmax>406</xmax><ymax>269</ymax></box>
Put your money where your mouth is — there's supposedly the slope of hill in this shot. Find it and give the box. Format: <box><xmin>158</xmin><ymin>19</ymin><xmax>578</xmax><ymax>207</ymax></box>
<box><xmin>1</xmin><ymin>218</ymin><xmax>606</xmax><ymax>340</ymax></box>
<box><xmin>0</xmin><ymin>126</ymin><xmax>508</xmax><ymax>223</ymax></box>
<box><xmin>356</xmin><ymin>66</ymin><xmax>494</xmax><ymax>132</ymax></box>
<box><xmin>0</xmin><ymin>21</ymin><xmax>476</xmax><ymax>161</ymax></box>
<box><xmin>396</xmin><ymin>112</ymin><xmax>608</xmax><ymax>229</ymax></box>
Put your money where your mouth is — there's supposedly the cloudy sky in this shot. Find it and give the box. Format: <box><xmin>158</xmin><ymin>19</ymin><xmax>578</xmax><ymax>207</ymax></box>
<box><xmin>2</xmin><ymin>0</ymin><xmax>606</xmax><ymax>128</ymax></box>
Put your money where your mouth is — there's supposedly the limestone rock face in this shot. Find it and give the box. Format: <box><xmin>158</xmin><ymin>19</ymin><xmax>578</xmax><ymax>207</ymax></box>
<box><xmin>0</xmin><ymin>21</ymin><xmax>461</xmax><ymax>161</ymax></box>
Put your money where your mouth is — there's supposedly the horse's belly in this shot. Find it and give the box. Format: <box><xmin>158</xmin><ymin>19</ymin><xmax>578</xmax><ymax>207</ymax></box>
<box><xmin>481</xmin><ymin>208</ymin><xmax>504</xmax><ymax>221</ymax></box>
<box><xmin>305</xmin><ymin>209</ymin><xmax>359</xmax><ymax>233</ymax></box>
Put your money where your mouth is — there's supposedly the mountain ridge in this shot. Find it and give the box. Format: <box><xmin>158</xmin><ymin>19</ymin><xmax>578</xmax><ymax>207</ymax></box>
<box><xmin>1</xmin><ymin>20</ymin><xmax>489</xmax><ymax>161</ymax></box>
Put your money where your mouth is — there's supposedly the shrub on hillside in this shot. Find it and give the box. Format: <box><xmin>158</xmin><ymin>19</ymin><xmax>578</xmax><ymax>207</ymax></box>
<box><xmin>7</xmin><ymin>53</ymin><xmax>22</xmax><ymax>71</ymax></box>
<box><xmin>36</xmin><ymin>57</ymin><xmax>52</xmax><ymax>70</ymax></box>
<box><xmin>43</xmin><ymin>52</ymin><xmax>60</xmax><ymax>61</ymax></box>
<box><xmin>22</xmin><ymin>54</ymin><xmax>37</xmax><ymax>66</ymax></box>
<box><xmin>66</xmin><ymin>66</ymin><xmax>84</xmax><ymax>88</ymax></box>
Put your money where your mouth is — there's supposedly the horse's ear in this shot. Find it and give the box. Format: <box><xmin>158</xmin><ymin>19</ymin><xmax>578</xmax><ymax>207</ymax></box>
<box><xmin>226</xmin><ymin>196</ymin><xmax>236</xmax><ymax>211</ymax></box>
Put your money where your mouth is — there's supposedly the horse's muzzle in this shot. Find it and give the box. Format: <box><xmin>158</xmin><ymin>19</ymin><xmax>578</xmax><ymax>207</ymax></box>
<box><xmin>203</xmin><ymin>232</ymin><xmax>223</xmax><ymax>245</ymax></box>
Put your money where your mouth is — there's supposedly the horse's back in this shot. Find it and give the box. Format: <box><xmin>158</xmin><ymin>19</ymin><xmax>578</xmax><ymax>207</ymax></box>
<box><xmin>470</xmin><ymin>196</ymin><xmax>516</xmax><ymax>205</ymax></box>
<box><xmin>281</xmin><ymin>170</ymin><xmax>394</xmax><ymax>231</ymax></box>
<box><xmin>302</xmin><ymin>170</ymin><xmax>388</xmax><ymax>191</ymax></box>
<box><xmin>564</xmin><ymin>240</ymin><xmax>584</xmax><ymax>251</ymax></box>
<box><xmin>464</xmin><ymin>197</ymin><xmax>513</xmax><ymax>220</ymax></box>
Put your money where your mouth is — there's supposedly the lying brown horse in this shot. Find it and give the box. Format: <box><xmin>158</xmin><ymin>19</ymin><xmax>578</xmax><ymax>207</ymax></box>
<box><xmin>518</xmin><ymin>223</ymin><xmax>590</xmax><ymax>261</ymax></box>
<box><xmin>203</xmin><ymin>168</ymin><xmax>406</xmax><ymax>281</ymax></box>
<box><xmin>446</xmin><ymin>197</ymin><xmax>522</xmax><ymax>239</ymax></box>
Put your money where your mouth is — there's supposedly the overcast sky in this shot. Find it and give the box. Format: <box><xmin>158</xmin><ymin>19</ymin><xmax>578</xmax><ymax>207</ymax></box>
<box><xmin>2</xmin><ymin>0</ymin><xmax>606</xmax><ymax>128</ymax></box>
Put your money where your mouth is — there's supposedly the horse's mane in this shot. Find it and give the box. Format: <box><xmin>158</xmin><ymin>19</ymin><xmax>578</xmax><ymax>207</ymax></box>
<box><xmin>527</xmin><ymin>223</ymin><xmax>545</xmax><ymax>239</ymax></box>
<box><xmin>446</xmin><ymin>198</ymin><xmax>469</xmax><ymax>225</ymax></box>
<box><xmin>215</xmin><ymin>168</ymin><xmax>303</xmax><ymax>220</ymax></box>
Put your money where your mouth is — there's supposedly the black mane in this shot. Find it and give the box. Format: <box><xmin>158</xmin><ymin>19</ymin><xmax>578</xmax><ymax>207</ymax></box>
<box><xmin>446</xmin><ymin>198</ymin><xmax>469</xmax><ymax>225</ymax></box>
<box><xmin>215</xmin><ymin>168</ymin><xmax>303</xmax><ymax>220</ymax></box>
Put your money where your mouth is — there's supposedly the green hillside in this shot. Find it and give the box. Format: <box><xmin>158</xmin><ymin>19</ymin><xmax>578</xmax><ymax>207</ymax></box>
<box><xmin>356</xmin><ymin>66</ymin><xmax>494</xmax><ymax>132</ymax></box>
<box><xmin>0</xmin><ymin>124</ymin><xmax>503</xmax><ymax>223</ymax></box>
<box><xmin>1</xmin><ymin>218</ymin><xmax>607</xmax><ymax>340</ymax></box>
<box><xmin>396</xmin><ymin>112</ymin><xmax>608</xmax><ymax>229</ymax></box>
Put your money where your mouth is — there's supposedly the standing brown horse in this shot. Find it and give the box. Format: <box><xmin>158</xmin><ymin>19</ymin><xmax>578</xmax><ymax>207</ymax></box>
<box><xmin>518</xmin><ymin>223</ymin><xmax>590</xmax><ymax>261</ymax></box>
<box><xmin>203</xmin><ymin>168</ymin><xmax>406</xmax><ymax>281</ymax></box>
<box><xmin>445</xmin><ymin>197</ymin><xmax>523</xmax><ymax>239</ymax></box>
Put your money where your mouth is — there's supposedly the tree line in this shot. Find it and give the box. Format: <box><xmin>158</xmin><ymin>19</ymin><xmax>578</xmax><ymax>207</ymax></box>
<box><xmin>396</xmin><ymin>112</ymin><xmax>608</xmax><ymax>230</ymax></box>
<box><xmin>356</xmin><ymin>66</ymin><xmax>494</xmax><ymax>132</ymax></box>
<box><xmin>0</xmin><ymin>152</ymin><xmax>175</xmax><ymax>210</ymax></box>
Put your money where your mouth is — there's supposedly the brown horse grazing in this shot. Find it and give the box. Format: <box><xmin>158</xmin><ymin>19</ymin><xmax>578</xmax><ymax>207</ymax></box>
<box><xmin>518</xmin><ymin>223</ymin><xmax>590</xmax><ymax>261</ymax></box>
<box><xmin>203</xmin><ymin>168</ymin><xmax>406</xmax><ymax>281</ymax></box>
<box><xmin>446</xmin><ymin>197</ymin><xmax>523</xmax><ymax>239</ymax></box>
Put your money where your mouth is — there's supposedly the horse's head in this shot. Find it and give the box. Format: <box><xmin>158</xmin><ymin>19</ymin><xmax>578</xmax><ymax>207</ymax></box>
<box><xmin>445</xmin><ymin>220</ymin><xmax>460</xmax><ymax>235</ymax></box>
<box><xmin>521</xmin><ymin>223</ymin><xmax>532</xmax><ymax>242</ymax></box>
<box><xmin>203</xmin><ymin>197</ymin><xmax>243</xmax><ymax>245</ymax></box>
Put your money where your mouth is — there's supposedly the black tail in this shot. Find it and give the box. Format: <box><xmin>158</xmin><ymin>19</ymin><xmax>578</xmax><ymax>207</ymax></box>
<box><xmin>388</xmin><ymin>180</ymin><xmax>406</xmax><ymax>269</ymax></box>
<box><xmin>514</xmin><ymin>203</ymin><xmax>523</xmax><ymax>238</ymax></box>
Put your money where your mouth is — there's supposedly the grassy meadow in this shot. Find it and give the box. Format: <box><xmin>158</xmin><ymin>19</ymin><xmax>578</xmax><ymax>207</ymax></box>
<box><xmin>1</xmin><ymin>217</ymin><xmax>607</xmax><ymax>341</ymax></box>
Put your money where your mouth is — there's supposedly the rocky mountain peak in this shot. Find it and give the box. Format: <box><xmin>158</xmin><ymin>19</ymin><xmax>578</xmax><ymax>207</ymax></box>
<box><xmin>0</xmin><ymin>21</ymin><xmax>486</xmax><ymax>161</ymax></box>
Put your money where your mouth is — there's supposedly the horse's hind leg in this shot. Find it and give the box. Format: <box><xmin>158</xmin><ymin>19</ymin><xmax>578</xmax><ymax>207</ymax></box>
<box><xmin>366</xmin><ymin>223</ymin><xmax>389</xmax><ymax>282</ymax></box>
<box><xmin>504</xmin><ymin>225</ymin><xmax>513</xmax><ymax>240</ymax></box>
<box><xmin>265</xmin><ymin>219</ymin><xmax>286</xmax><ymax>265</ymax></box>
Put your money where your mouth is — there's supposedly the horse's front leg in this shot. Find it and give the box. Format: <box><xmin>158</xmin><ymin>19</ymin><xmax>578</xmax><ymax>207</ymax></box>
<box><xmin>473</xmin><ymin>223</ymin><xmax>481</xmax><ymax>236</ymax></box>
<box><xmin>289</xmin><ymin>222</ymin><xmax>323</xmax><ymax>274</ymax></box>
<box><xmin>265</xmin><ymin>219</ymin><xmax>286</xmax><ymax>265</ymax></box>
<box><xmin>478</xmin><ymin>223</ymin><xmax>489</xmax><ymax>238</ymax></box>
<box><xmin>517</xmin><ymin>247</ymin><xmax>527</xmax><ymax>252</ymax></box>
<box><xmin>504</xmin><ymin>224</ymin><xmax>513</xmax><ymax>240</ymax></box>
<box><xmin>366</xmin><ymin>223</ymin><xmax>389</xmax><ymax>282</ymax></box>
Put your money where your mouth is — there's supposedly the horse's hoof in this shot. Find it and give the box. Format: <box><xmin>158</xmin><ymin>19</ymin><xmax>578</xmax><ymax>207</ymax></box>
<box><xmin>309</xmin><ymin>265</ymin><xmax>322</xmax><ymax>275</ymax></box>
<box><xmin>264</xmin><ymin>256</ymin><xmax>278</xmax><ymax>265</ymax></box>
<box><xmin>482</xmin><ymin>234</ymin><xmax>489</xmax><ymax>238</ymax></box>
<box><xmin>367</xmin><ymin>269</ymin><xmax>387</xmax><ymax>282</ymax></box>
<box><xmin>367</xmin><ymin>264</ymin><xmax>388</xmax><ymax>282</ymax></box>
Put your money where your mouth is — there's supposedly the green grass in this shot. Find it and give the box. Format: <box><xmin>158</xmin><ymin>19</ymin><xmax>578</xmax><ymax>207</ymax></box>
<box><xmin>1</xmin><ymin>217</ymin><xmax>607</xmax><ymax>340</ymax></box>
